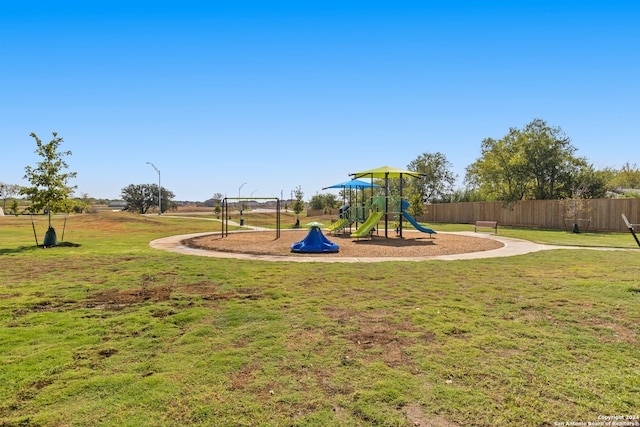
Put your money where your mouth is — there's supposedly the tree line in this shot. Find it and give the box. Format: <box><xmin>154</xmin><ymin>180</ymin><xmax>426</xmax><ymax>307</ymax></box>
<box><xmin>6</xmin><ymin>121</ymin><xmax>640</xmax><ymax>220</ymax></box>
<box><xmin>308</xmin><ymin>118</ymin><xmax>639</xmax><ymax>211</ymax></box>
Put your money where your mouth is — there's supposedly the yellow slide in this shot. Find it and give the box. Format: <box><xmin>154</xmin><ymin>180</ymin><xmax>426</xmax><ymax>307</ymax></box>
<box><xmin>328</xmin><ymin>218</ymin><xmax>348</xmax><ymax>232</ymax></box>
<box><xmin>350</xmin><ymin>211</ymin><xmax>384</xmax><ymax>238</ymax></box>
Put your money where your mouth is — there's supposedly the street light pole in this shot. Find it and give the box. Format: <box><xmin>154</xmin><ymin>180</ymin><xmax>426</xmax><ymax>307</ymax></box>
<box><xmin>238</xmin><ymin>182</ymin><xmax>247</xmax><ymax>211</ymax></box>
<box><xmin>146</xmin><ymin>162</ymin><xmax>161</xmax><ymax>215</ymax></box>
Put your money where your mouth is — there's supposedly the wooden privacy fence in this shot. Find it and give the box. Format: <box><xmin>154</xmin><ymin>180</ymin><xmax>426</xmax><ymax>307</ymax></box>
<box><xmin>417</xmin><ymin>198</ymin><xmax>640</xmax><ymax>232</ymax></box>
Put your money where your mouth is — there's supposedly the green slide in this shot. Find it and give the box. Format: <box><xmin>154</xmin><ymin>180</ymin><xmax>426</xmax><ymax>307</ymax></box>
<box><xmin>350</xmin><ymin>211</ymin><xmax>384</xmax><ymax>238</ymax></box>
<box><xmin>328</xmin><ymin>218</ymin><xmax>349</xmax><ymax>232</ymax></box>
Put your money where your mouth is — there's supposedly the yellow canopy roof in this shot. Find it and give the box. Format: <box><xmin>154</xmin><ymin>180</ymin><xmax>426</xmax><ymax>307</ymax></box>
<box><xmin>350</xmin><ymin>165</ymin><xmax>424</xmax><ymax>179</ymax></box>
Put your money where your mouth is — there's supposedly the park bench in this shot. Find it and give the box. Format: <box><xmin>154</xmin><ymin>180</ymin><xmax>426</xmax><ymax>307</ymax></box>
<box><xmin>474</xmin><ymin>220</ymin><xmax>498</xmax><ymax>234</ymax></box>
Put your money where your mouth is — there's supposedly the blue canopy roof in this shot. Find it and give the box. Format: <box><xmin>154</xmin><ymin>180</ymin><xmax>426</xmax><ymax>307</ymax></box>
<box><xmin>322</xmin><ymin>179</ymin><xmax>380</xmax><ymax>190</ymax></box>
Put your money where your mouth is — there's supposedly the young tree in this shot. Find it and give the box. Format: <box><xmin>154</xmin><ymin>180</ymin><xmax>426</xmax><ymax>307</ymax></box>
<box><xmin>20</xmin><ymin>132</ymin><xmax>77</xmax><ymax>245</ymax></box>
<box><xmin>291</xmin><ymin>186</ymin><xmax>305</xmax><ymax>227</ymax></box>
<box><xmin>10</xmin><ymin>199</ymin><xmax>19</xmax><ymax>216</ymax></box>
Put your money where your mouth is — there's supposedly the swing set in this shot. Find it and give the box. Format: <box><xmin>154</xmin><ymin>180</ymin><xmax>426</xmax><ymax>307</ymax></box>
<box><xmin>221</xmin><ymin>197</ymin><xmax>281</xmax><ymax>239</ymax></box>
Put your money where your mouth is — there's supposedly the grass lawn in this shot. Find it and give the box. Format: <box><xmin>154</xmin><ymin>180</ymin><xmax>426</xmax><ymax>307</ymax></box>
<box><xmin>1</xmin><ymin>212</ymin><xmax>639</xmax><ymax>426</ymax></box>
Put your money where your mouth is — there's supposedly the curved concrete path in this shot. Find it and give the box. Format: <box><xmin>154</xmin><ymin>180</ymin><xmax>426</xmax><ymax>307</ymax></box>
<box><xmin>149</xmin><ymin>230</ymin><xmax>632</xmax><ymax>263</ymax></box>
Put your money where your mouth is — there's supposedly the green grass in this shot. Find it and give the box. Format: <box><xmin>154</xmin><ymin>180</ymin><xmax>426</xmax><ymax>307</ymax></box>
<box><xmin>415</xmin><ymin>221</ymin><xmax>640</xmax><ymax>248</ymax></box>
<box><xmin>1</xmin><ymin>213</ymin><xmax>639</xmax><ymax>426</ymax></box>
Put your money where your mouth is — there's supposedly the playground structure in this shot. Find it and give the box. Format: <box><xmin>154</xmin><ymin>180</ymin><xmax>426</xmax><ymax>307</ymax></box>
<box><xmin>323</xmin><ymin>179</ymin><xmax>379</xmax><ymax>234</ymax></box>
<box><xmin>217</xmin><ymin>166</ymin><xmax>436</xmax><ymax>252</ymax></box>
<box><xmin>350</xmin><ymin>165</ymin><xmax>430</xmax><ymax>238</ymax></box>
<box><xmin>348</xmin><ymin>196</ymin><xmax>436</xmax><ymax>238</ymax></box>
<box><xmin>327</xmin><ymin>203</ymin><xmax>370</xmax><ymax>234</ymax></box>
<box><xmin>221</xmin><ymin>197</ymin><xmax>281</xmax><ymax>239</ymax></box>
<box><xmin>290</xmin><ymin>222</ymin><xmax>339</xmax><ymax>253</ymax></box>
<box><xmin>326</xmin><ymin>166</ymin><xmax>437</xmax><ymax>239</ymax></box>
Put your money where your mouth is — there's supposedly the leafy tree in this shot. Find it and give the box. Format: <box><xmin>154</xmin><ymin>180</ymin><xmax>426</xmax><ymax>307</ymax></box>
<box><xmin>308</xmin><ymin>194</ymin><xmax>323</xmax><ymax>210</ymax></box>
<box><xmin>20</xmin><ymin>132</ymin><xmax>77</xmax><ymax>245</ymax></box>
<box><xmin>465</xmin><ymin>119</ymin><xmax>586</xmax><ymax>202</ymax></box>
<box><xmin>121</xmin><ymin>184</ymin><xmax>152</xmax><ymax>214</ymax></box>
<box><xmin>437</xmin><ymin>187</ymin><xmax>487</xmax><ymax>203</ymax></box>
<box><xmin>0</xmin><ymin>182</ymin><xmax>21</xmax><ymax>212</ymax></box>
<box><xmin>609</xmin><ymin>162</ymin><xmax>640</xmax><ymax>190</ymax></box>
<box><xmin>76</xmin><ymin>192</ymin><xmax>93</xmax><ymax>213</ymax></box>
<box><xmin>309</xmin><ymin>193</ymin><xmax>339</xmax><ymax>211</ymax></box>
<box><xmin>338</xmin><ymin>188</ymin><xmax>357</xmax><ymax>205</ymax></box>
<box><xmin>70</xmin><ymin>200</ymin><xmax>88</xmax><ymax>213</ymax></box>
<box><xmin>406</xmin><ymin>192</ymin><xmax>424</xmax><ymax>217</ymax></box>
<box><xmin>521</xmin><ymin>119</ymin><xmax>585</xmax><ymax>199</ymax></box>
<box><xmin>407</xmin><ymin>152</ymin><xmax>457</xmax><ymax>203</ymax></box>
<box><xmin>465</xmin><ymin>129</ymin><xmax>531</xmax><ymax>202</ymax></box>
<box><xmin>121</xmin><ymin>183</ymin><xmax>175</xmax><ymax>214</ymax></box>
<box><xmin>291</xmin><ymin>186</ymin><xmax>304</xmax><ymax>226</ymax></box>
<box><xmin>568</xmin><ymin>164</ymin><xmax>608</xmax><ymax>199</ymax></box>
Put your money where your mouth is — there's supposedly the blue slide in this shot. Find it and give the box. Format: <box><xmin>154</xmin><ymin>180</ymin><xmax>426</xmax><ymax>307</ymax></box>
<box><xmin>401</xmin><ymin>200</ymin><xmax>436</xmax><ymax>235</ymax></box>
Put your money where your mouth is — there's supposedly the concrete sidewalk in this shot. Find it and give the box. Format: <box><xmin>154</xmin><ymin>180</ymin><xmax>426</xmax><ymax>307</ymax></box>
<box><xmin>148</xmin><ymin>231</ymin><xmax>630</xmax><ymax>263</ymax></box>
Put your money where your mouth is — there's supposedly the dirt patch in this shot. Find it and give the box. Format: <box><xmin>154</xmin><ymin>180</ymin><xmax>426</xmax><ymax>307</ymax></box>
<box><xmin>325</xmin><ymin>307</ymin><xmax>435</xmax><ymax>369</ymax></box>
<box><xmin>87</xmin><ymin>286</ymin><xmax>172</xmax><ymax>310</ymax></box>
<box><xmin>405</xmin><ymin>403</ymin><xmax>463</xmax><ymax>427</ymax></box>
<box><xmin>184</xmin><ymin>230</ymin><xmax>503</xmax><ymax>258</ymax></box>
<box><xmin>98</xmin><ymin>348</ymin><xmax>119</xmax><ymax>358</ymax></box>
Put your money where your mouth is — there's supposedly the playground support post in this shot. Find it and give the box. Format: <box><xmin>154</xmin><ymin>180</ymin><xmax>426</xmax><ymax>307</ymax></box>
<box><xmin>399</xmin><ymin>177</ymin><xmax>403</xmax><ymax>238</ymax></box>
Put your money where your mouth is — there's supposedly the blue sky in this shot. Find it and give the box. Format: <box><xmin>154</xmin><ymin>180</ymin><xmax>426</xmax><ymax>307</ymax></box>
<box><xmin>2</xmin><ymin>1</ymin><xmax>638</xmax><ymax>201</ymax></box>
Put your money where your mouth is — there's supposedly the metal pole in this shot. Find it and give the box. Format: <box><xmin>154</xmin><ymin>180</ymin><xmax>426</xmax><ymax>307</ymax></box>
<box><xmin>222</xmin><ymin>198</ymin><xmax>227</xmax><ymax>237</ymax></box>
<box><xmin>239</xmin><ymin>182</ymin><xmax>247</xmax><ymax>211</ymax></box>
<box><xmin>622</xmin><ymin>214</ymin><xmax>640</xmax><ymax>248</ymax></box>
<box><xmin>384</xmin><ymin>172</ymin><xmax>389</xmax><ymax>238</ymax></box>
<box><xmin>630</xmin><ymin>227</ymin><xmax>640</xmax><ymax>248</ymax></box>
<box><xmin>146</xmin><ymin>162</ymin><xmax>161</xmax><ymax>215</ymax></box>
<box><xmin>276</xmin><ymin>198</ymin><xmax>281</xmax><ymax>239</ymax></box>
<box><xmin>399</xmin><ymin>174</ymin><xmax>403</xmax><ymax>238</ymax></box>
